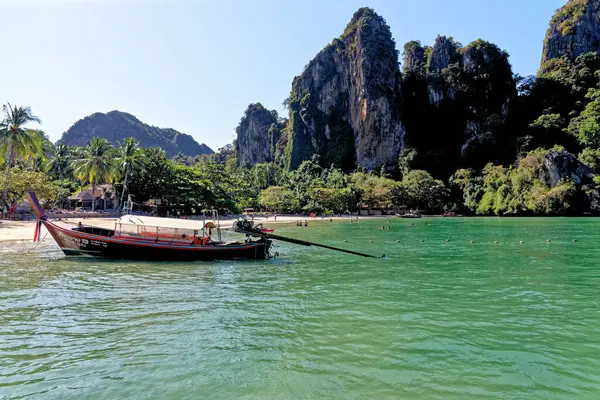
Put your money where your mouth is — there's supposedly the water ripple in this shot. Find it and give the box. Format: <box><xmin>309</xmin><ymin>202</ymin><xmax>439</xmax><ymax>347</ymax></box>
<box><xmin>1</xmin><ymin>218</ymin><xmax>600</xmax><ymax>399</ymax></box>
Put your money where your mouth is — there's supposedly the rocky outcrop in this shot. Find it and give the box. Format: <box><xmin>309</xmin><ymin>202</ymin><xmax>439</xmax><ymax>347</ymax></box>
<box><xmin>425</xmin><ymin>36</ymin><xmax>462</xmax><ymax>106</ymax></box>
<box><xmin>459</xmin><ymin>40</ymin><xmax>515</xmax><ymax>154</ymax></box>
<box><xmin>235</xmin><ymin>103</ymin><xmax>281</xmax><ymax>167</ymax></box>
<box><xmin>423</xmin><ymin>37</ymin><xmax>512</xmax><ymax>110</ymax></box>
<box><xmin>403</xmin><ymin>41</ymin><xmax>427</xmax><ymax>74</ymax></box>
<box><xmin>542</xmin><ymin>0</ymin><xmax>600</xmax><ymax>64</ymax></box>
<box><xmin>285</xmin><ymin>8</ymin><xmax>404</xmax><ymax>170</ymax></box>
<box><xmin>58</xmin><ymin>111</ymin><xmax>213</xmax><ymax>157</ymax></box>
<box><xmin>429</xmin><ymin>36</ymin><xmax>460</xmax><ymax>71</ymax></box>
<box><xmin>401</xmin><ymin>36</ymin><xmax>515</xmax><ymax>176</ymax></box>
<box><xmin>541</xmin><ymin>148</ymin><xmax>596</xmax><ymax>186</ymax></box>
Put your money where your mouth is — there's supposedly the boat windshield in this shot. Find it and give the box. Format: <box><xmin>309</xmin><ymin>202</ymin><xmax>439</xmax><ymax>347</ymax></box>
<box><xmin>115</xmin><ymin>223</ymin><xmax>200</xmax><ymax>243</ymax></box>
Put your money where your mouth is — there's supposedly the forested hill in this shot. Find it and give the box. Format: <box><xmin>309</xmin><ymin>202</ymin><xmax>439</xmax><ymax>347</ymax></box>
<box><xmin>57</xmin><ymin>111</ymin><xmax>213</xmax><ymax>157</ymax></box>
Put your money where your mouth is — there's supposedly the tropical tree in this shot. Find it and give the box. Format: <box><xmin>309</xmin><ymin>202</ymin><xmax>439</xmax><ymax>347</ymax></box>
<box><xmin>6</xmin><ymin>168</ymin><xmax>55</xmax><ymax>206</ymax></box>
<box><xmin>402</xmin><ymin>170</ymin><xmax>448</xmax><ymax>212</ymax></box>
<box><xmin>116</xmin><ymin>138</ymin><xmax>144</xmax><ymax>209</ymax></box>
<box><xmin>258</xmin><ymin>186</ymin><xmax>297</xmax><ymax>212</ymax></box>
<box><xmin>0</xmin><ymin>104</ymin><xmax>42</xmax><ymax>211</ymax></box>
<box><xmin>125</xmin><ymin>147</ymin><xmax>172</xmax><ymax>207</ymax></box>
<box><xmin>46</xmin><ymin>144</ymin><xmax>72</xmax><ymax>179</ymax></box>
<box><xmin>71</xmin><ymin>137</ymin><xmax>116</xmax><ymax>211</ymax></box>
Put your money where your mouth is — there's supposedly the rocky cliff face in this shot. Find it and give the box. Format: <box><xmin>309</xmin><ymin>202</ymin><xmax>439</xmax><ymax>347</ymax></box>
<box><xmin>235</xmin><ymin>103</ymin><xmax>282</xmax><ymax>167</ymax></box>
<box><xmin>235</xmin><ymin>9</ymin><xmax>515</xmax><ymax>176</ymax></box>
<box><xmin>401</xmin><ymin>36</ymin><xmax>515</xmax><ymax>176</ymax></box>
<box><xmin>429</xmin><ymin>36</ymin><xmax>460</xmax><ymax>72</ymax></box>
<box><xmin>541</xmin><ymin>148</ymin><xmax>596</xmax><ymax>186</ymax></box>
<box><xmin>460</xmin><ymin>40</ymin><xmax>515</xmax><ymax>153</ymax></box>
<box><xmin>402</xmin><ymin>41</ymin><xmax>428</xmax><ymax>74</ymax></box>
<box><xmin>285</xmin><ymin>8</ymin><xmax>404</xmax><ymax>170</ymax></box>
<box><xmin>58</xmin><ymin>111</ymin><xmax>213</xmax><ymax>157</ymax></box>
<box><xmin>542</xmin><ymin>0</ymin><xmax>600</xmax><ymax>64</ymax></box>
<box><xmin>425</xmin><ymin>36</ymin><xmax>462</xmax><ymax>106</ymax></box>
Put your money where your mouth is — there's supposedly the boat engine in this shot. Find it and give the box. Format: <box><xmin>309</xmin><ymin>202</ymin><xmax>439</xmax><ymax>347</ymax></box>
<box><xmin>232</xmin><ymin>219</ymin><xmax>265</xmax><ymax>237</ymax></box>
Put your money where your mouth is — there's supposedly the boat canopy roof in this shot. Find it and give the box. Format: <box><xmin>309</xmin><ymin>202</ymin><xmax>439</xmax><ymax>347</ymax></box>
<box><xmin>118</xmin><ymin>215</ymin><xmax>210</xmax><ymax>230</ymax></box>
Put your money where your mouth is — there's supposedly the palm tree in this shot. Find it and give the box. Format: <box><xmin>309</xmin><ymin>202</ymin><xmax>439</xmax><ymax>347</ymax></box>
<box><xmin>31</xmin><ymin>154</ymin><xmax>48</xmax><ymax>173</ymax></box>
<box><xmin>116</xmin><ymin>138</ymin><xmax>144</xmax><ymax>209</ymax></box>
<box><xmin>0</xmin><ymin>104</ymin><xmax>42</xmax><ymax>211</ymax></box>
<box><xmin>47</xmin><ymin>144</ymin><xmax>72</xmax><ymax>179</ymax></box>
<box><xmin>71</xmin><ymin>137</ymin><xmax>116</xmax><ymax>211</ymax></box>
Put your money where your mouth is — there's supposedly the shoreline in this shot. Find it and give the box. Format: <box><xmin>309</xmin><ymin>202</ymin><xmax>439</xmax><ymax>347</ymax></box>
<box><xmin>0</xmin><ymin>214</ymin><xmax>400</xmax><ymax>243</ymax></box>
<box><xmin>4</xmin><ymin>213</ymin><xmax>596</xmax><ymax>243</ymax></box>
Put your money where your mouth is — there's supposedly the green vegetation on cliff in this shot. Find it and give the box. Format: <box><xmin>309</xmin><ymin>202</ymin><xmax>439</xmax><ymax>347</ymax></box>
<box><xmin>402</xmin><ymin>36</ymin><xmax>515</xmax><ymax>177</ymax></box>
<box><xmin>542</xmin><ymin>0</ymin><xmax>600</xmax><ymax>64</ymax></box>
<box><xmin>226</xmin><ymin>2</ymin><xmax>600</xmax><ymax>215</ymax></box>
<box><xmin>283</xmin><ymin>7</ymin><xmax>403</xmax><ymax>171</ymax></box>
<box><xmin>234</xmin><ymin>103</ymin><xmax>286</xmax><ymax>168</ymax></box>
<box><xmin>550</xmin><ymin>0</ymin><xmax>588</xmax><ymax>36</ymax></box>
<box><xmin>58</xmin><ymin>111</ymin><xmax>213</xmax><ymax>158</ymax></box>
<box><xmin>451</xmin><ymin>146</ymin><xmax>595</xmax><ymax>215</ymax></box>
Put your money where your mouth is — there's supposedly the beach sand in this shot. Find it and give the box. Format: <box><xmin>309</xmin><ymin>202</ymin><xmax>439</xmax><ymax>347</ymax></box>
<box><xmin>0</xmin><ymin>218</ymin><xmax>118</xmax><ymax>244</ymax></box>
<box><xmin>0</xmin><ymin>214</ymin><xmax>396</xmax><ymax>243</ymax></box>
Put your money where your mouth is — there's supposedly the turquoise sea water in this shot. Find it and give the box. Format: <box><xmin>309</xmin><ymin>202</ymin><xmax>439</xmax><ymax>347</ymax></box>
<box><xmin>1</xmin><ymin>217</ymin><xmax>600</xmax><ymax>399</ymax></box>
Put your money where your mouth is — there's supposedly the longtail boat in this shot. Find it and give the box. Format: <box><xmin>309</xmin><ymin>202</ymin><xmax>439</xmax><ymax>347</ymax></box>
<box><xmin>26</xmin><ymin>192</ymin><xmax>380</xmax><ymax>261</ymax></box>
<box><xmin>26</xmin><ymin>192</ymin><xmax>271</xmax><ymax>261</ymax></box>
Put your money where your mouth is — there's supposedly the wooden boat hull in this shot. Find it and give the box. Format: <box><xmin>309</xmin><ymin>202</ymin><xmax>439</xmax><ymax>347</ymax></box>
<box><xmin>43</xmin><ymin>220</ymin><xmax>271</xmax><ymax>261</ymax></box>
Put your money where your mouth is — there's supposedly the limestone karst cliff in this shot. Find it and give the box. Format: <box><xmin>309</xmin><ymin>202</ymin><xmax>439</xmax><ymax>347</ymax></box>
<box><xmin>542</xmin><ymin>0</ymin><xmax>600</xmax><ymax>64</ymax></box>
<box><xmin>285</xmin><ymin>8</ymin><xmax>404</xmax><ymax>171</ymax></box>
<box><xmin>235</xmin><ymin>103</ymin><xmax>285</xmax><ymax>167</ymax></box>
<box><xmin>541</xmin><ymin>148</ymin><xmax>596</xmax><ymax>186</ymax></box>
<box><xmin>402</xmin><ymin>36</ymin><xmax>515</xmax><ymax>176</ymax></box>
<box><xmin>232</xmin><ymin>0</ymin><xmax>600</xmax><ymax>186</ymax></box>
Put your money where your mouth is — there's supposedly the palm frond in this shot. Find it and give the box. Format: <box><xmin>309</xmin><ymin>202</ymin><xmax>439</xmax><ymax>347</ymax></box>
<box><xmin>70</xmin><ymin>136</ymin><xmax>117</xmax><ymax>186</ymax></box>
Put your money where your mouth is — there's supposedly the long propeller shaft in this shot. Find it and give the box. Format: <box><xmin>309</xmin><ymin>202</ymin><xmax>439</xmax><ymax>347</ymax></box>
<box><xmin>265</xmin><ymin>233</ymin><xmax>381</xmax><ymax>258</ymax></box>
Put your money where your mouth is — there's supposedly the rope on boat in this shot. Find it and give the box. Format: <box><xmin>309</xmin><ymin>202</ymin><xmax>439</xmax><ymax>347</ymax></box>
<box><xmin>27</xmin><ymin>230</ymin><xmax>49</xmax><ymax>253</ymax></box>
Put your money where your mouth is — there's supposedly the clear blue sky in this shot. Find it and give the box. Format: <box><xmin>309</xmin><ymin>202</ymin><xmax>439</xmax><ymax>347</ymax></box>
<box><xmin>1</xmin><ymin>0</ymin><xmax>566</xmax><ymax>152</ymax></box>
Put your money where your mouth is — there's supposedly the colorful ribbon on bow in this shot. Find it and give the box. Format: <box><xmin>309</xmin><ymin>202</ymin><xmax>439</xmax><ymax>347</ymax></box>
<box><xmin>33</xmin><ymin>215</ymin><xmax>45</xmax><ymax>242</ymax></box>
